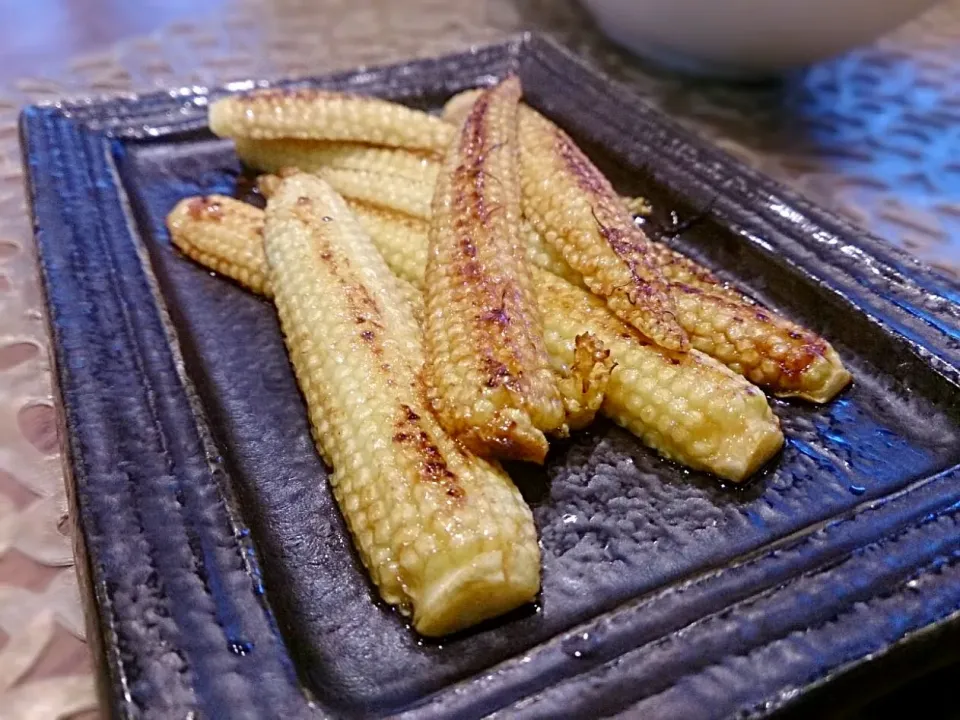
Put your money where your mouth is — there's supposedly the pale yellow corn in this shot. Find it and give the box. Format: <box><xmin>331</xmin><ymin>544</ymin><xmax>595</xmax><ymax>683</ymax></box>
<box><xmin>166</xmin><ymin>195</ymin><xmax>272</xmax><ymax>297</ymax></box>
<box><xmin>166</xmin><ymin>199</ymin><xmax>783</xmax><ymax>479</ymax></box>
<box><xmin>166</xmin><ymin>194</ymin><xmax>424</xmax><ymax>363</ymax></box>
<box><xmin>319</xmin><ymin>168</ymin><xmax>433</xmax><ymax>221</ymax></box>
<box><xmin>523</xmin><ymin>219</ymin><xmax>585</xmax><ymax>286</ymax></box>
<box><xmin>263</xmin><ymin>173</ymin><xmax>540</xmax><ymax>635</ymax></box>
<box><xmin>234</xmin><ymin>138</ymin><xmax>439</xmax><ymax>186</ymax></box>
<box><xmin>426</xmin><ymin>76</ymin><xmax>564</xmax><ymax>463</ymax></box>
<box><xmin>345</xmin><ymin>200</ymin><xmax>430</xmax><ymax>288</ymax></box>
<box><xmin>210</xmin><ymin>89</ymin><xmax>454</xmax><ymax>154</ymax></box>
<box><xmin>517</xmin><ymin>106</ymin><xmax>688</xmax><ymax>352</ymax></box>
<box><xmin>535</xmin><ymin>268</ymin><xmax>783</xmax><ymax>481</ymax></box>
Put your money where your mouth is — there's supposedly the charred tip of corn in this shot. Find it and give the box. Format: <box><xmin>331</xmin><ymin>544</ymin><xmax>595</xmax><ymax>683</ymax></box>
<box><xmin>776</xmin><ymin>345</ymin><xmax>852</xmax><ymax>403</ymax></box>
<box><xmin>557</xmin><ymin>333</ymin><xmax>614</xmax><ymax>431</ymax></box>
<box><xmin>455</xmin><ymin>408</ymin><xmax>550</xmax><ymax>465</ymax></box>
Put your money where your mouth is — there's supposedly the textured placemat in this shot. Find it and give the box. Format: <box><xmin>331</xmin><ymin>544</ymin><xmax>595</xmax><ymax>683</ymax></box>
<box><xmin>1</xmin><ymin>0</ymin><xmax>957</xmax><ymax>716</ymax></box>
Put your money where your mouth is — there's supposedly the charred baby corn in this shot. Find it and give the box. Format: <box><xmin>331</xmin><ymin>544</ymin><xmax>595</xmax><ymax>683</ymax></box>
<box><xmin>517</xmin><ymin>106</ymin><xmax>688</xmax><ymax>352</ymax></box>
<box><xmin>169</xmin><ymin>193</ymin><xmax>424</xmax><ymax>352</ymax></box>
<box><xmin>167</xmin><ymin>195</ymin><xmax>273</xmax><ymax>297</ymax></box>
<box><xmin>256</xmin><ymin>145</ymin><xmax>849</xmax><ymax>402</ymax></box>
<box><xmin>263</xmin><ymin>173</ymin><xmax>540</xmax><ymax>635</ymax></box>
<box><xmin>536</xmin><ymin>269</ymin><xmax>783</xmax><ymax>481</ymax></box>
<box><xmin>529</xmin><ymin>221</ymin><xmax>851</xmax><ymax>402</ymax></box>
<box><xmin>234</xmin><ymin>138</ymin><xmax>439</xmax><ymax>185</ymax></box>
<box><xmin>425</xmin><ymin>76</ymin><xmax>564</xmax><ymax>463</ymax></box>
<box><xmin>166</xmin><ymin>198</ymin><xmax>783</xmax><ymax>480</ymax></box>
<box><xmin>210</xmin><ymin>89</ymin><xmax>454</xmax><ymax>154</ymax></box>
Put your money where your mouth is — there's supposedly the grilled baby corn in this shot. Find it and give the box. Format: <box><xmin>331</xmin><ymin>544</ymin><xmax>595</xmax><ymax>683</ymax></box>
<box><xmin>210</xmin><ymin>89</ymin><xmax>454</xmax><ymax>155</ymax></box>
<box><xmin>536</xmin><ymin>268</ymin><xmax>783</xmax><ymax>480</ymax></box>
<box><xmin>258</xmin><ymin>153</ymin><xmax>849</xmax><ymax>402</ymax></box>
<box><xmin>320</xmin><ymin>168</ymin><xmax>433</xmax><ymax>221</ymax></box>
<box><xmin>344</xmin><ymin>201</ymin><xmax>431</xmax><ymax>288</ymax></box>
<box><xmin>168</xmin><ymin>197</ymin><xmax>605</xmax><ymax>432</ymax></box>
<box><xmin>517</xmin><ymin>106</ymin><xmax>688</xmax><ymax>352</ymax></box>
<box><xmin>425</xmin><ymin>76</ymin><xmax>564</xmax><ymax>463</ymax></box>
<box><xmin>167</xmin><ymin>195</ymin><xmax>273</xmax><ymax>297</ymax></box>
<box><xmin>169</xmin><ymin>193</ymin><xmax>424</xmax><ymax>351</ymax></box>
<box><xmin>263</xmin><ymin>173</ymin><xmax>540</xmax><ymax>635</ymax></box>
<box><xmin>166</xmin><ymin>198</ymin><xmax>783</xmax><ymax>480</ymax></box>
<box><xmin>525</xmin><ymin>219</ymin><xmax>850</xmax><ymax>401</ymax></box>
<box><xmin>234</xmin><ymin>138</ymin><xmax>439</xmax><ymax>185</ymax></box>
<box><xmin>555</xmin><ymin>332</ymin><xmax>614</xmax><ymax>431</ymax></box>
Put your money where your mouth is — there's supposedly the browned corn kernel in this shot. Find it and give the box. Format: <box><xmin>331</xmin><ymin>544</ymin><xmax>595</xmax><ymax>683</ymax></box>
<box><xmin>166</xmin><ymin>195</ymin><xmax>273</xmax><ymax>297</ymax></box>
<box><xmin>165</xmin><ymin>199</ymin><xmax>782</xmax><ymax>479</ymax></box>
<box><xmin>210</xmin><ymin>89</ymin><xmax>454</xmax><ymax>154</ymax></box>
<box><xmin>554</xmin><ymin>332</ymin><xmax>614</xmax><ymax>431</ymax></box>
<box><xmin>344</xmin><ymin>200</ymin><xmax>431</xmax><ymax>288</ymax></box>
<box><xmin>517</xmin><ymin>106</ymin><xmax>688</xmax><ymax>351</ymax></box>
<box><xmin>234</xmin><ymin>138</ymin><xmax>440</xmax><ymax>186</ymax></box>
<box><xmin>426</xmin><ymin>76</ymin><xmax>564</xmax><ymax>463</ymax></box>
<box><xmin>264</xmin><ymin>172</ymin><xmax>540</xmax><ymax>635</ymax></box>
<box><xmin>536</xmin><ymin>268</ymin><xmax>783</xmax><ymax>481</ymax></box>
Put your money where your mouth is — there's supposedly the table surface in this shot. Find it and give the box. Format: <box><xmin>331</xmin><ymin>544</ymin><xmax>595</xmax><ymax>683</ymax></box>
<box><xmin>1</xmin><ymin>1</ymin><xmax>958</xmax><ymax>717</ymax></box>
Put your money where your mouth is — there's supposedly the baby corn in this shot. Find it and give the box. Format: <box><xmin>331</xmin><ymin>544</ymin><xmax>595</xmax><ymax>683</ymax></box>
<box><xmin>669</xmin><ymin>282</ymin><xmax>851</xmax><ymax>402</ymax></box>
<box><xmin>167</xmin><ymin>199</ymin><xmax>606</xmax><ymax>434</ymax></box>
<box><xmin>344</xmin><ymin>200</ymin><xmax>430</xmax><ymax>288</ymax></box>
<box><xmin>165</xmin><ymin>199</ymin><xmax>783</xmax><ymax>479</ymax></box>
<box><xmin>235</xmin><ymin>138</ymin><xmax>439</xmax><ymax>186</ymax></box>
<box><xmin>169</xmin><ymin>193</ymin><xmax>424</xmax><ymax>359</ymax></box>
<box><xmin>533</xmin><ymin>222</ymin><xmax>851</xmax><ymax>402</ymax></box>
<box><xmin>319</xmin><ymin>168</ymin><xmax>433</xmax><ymax>221</ymax></box>
<box><xmin>263</xmin><ymin>173</ymin><xmax>540</xmax><ymax>635</ymax></box>
<box><xmin>210</xmin><ymin>89</ymin><xmax>454</xmax><ymax>154</ymax></box>
<box><xmin>536</xmin><ymin>269</ymin><xmax>783</xmax><ymax>481</ymax></box>
<box><xmin>517</xmin><ymin>106</ymin><xmax>688</xmax><ymax>352</ymax></box>
<box><xmin>259</xmin><ymin>150</ymin><xmax>849</xmax><ymax>402</ymax></box>
<box><xmin>166</xmin><ymin>195</ymin><xmax>273</xmax><ymax>297</ymax></box>
<box><xmin>425</xmin><ymin>76</ymin><xmax>564</xmax><ymax>463</ymax></box>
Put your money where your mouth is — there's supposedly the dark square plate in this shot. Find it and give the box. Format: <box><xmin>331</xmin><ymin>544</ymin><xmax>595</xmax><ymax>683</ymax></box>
<box><xmin>20</xmin><ymin>34</ymin><xmax>960</xmax><ymax>719</ymax></box>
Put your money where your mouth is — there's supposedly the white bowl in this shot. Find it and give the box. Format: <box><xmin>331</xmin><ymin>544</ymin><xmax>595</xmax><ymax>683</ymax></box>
<box><xmin>581</xmin><ymin>0</ymin><xmax>942</xmax><ymax>78</ymax></box>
